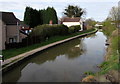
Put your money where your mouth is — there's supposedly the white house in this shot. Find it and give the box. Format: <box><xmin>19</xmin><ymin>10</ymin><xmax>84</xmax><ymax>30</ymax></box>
<box><xmin>62</xmin><ymin>17</ymin><xmax>83</xmax><ymax>31</ymax></box>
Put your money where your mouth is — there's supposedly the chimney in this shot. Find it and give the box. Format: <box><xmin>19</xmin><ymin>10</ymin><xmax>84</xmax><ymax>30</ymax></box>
<box><xmin>72</xmin><ymin>15</ymin><xmax>74</xmax><ymax>18</ymax></box>
<box><xmin>49</xmin><ymin>20</ymin><xmax>53</xmax><ymax>25</ymax></box>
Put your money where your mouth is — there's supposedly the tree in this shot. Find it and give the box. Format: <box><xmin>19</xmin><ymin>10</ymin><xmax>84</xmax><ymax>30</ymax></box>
<box><xmin>107</xmin><ymin>6</ymin><xmax>120</xmax><ymax>27</ymax></box>
<box><xmin>24</xmin><ymin>7</ymin><xmax>32</xmax><ymax>27</ymax></box>
<box><xmin>107</xmin><ymin>6</ymin><xmax>119</xmax><ymax>27</ymax></box>
<box><xmin>63</xmin><ymin>5</ymin><xmax>85</xmax><ymax>17</ymax></box>
<box><xmin>45</xmin><ymin>7</ymin><xmax>58</xmax><ymax>24</ymax></box>
<box><xmin>108</xmin><ymin>6</ymin><xmax>118</xmax><ymax>21</ymax></box>
<box><xmin>24</xmin><ymin>6</ymin><xmax>58</xmax><ymax>27</ymax></box>
<box><xmin>39</xmin><ymin>7</ymin><xmax>58</xmax><ymax>24</ymax></box>
<box><xmin>24</xmin><ymin>7</ymin><xmax>40</xmax><ymax>28</ymax></box>
<box><xmin>85</xmin><ymin>18</ymin><xmax>97</xmax><ymax>27</ymax></box>
<box><xmin>39</xmin><ymin>9</ymin><xmax>46</xmax><ymax>24</ymax></box>
<box><xmin>51</xmin><ymin>7</ymin><xmax>58</xmax><ymax>24</ymax></box>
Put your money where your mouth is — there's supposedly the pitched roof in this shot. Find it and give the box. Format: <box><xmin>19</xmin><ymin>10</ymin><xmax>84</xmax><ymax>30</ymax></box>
<box><xmin>1</xmin><ymin>12</ymin><xmax>20</xmax><ymax>25</ymax></box>
<box><xmin>62</xmin><ymin>17</ymin><xmax>80</xmax><ymax>22</ymax></box>
<box><xmin>20</xmin><ymin>21</ymin><xmax>29</xmax><ymax>28</ymax></box>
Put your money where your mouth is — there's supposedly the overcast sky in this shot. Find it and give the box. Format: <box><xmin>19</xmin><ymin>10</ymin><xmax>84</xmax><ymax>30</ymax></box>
<box><xmin>0</xmin><ymin>0</ymin><xmax>119</xmax><ymax>21</ymax></box>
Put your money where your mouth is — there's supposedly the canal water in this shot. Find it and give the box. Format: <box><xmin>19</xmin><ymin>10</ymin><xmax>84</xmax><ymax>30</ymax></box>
<box><xmin>3</xmin><ymin>31</ymin><xmax>107</xmax><ymax>82</ymax></box>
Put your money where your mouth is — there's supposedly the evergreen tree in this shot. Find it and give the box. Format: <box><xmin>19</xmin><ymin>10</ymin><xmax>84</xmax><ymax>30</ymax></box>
<box><xmin>24</xmin><ymin>7</ymin><xmax>32</xmax><ymax>27</ymax></box>
<box><xmin>24</xmin><ymin>6</ymin><xmax>58</xmax><ymax>27</ymax></box>
<box><xmin>52</xmin><ymin>7</ymin><xmax>58</xmax><ymax>24</ymax></box>
<box><xmin>46</xmin><ymin>7</ymin><xmax>58</xmax><ymax>24</ymax></box>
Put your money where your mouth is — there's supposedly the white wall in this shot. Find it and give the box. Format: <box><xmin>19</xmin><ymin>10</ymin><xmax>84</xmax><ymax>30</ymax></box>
<box><xmin>63</xmin><ymin>22</ymin><xmax>80</xmax><ymax>27</ymax></box>
<box><xmin>63</xmin><ymin>22</ymin><xmax>83</xmax><ymax>31</ymax></box>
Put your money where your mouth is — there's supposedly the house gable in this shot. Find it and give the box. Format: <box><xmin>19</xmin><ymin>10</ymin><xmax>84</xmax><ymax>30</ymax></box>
<box><xmin>1</xmin><ymin>12</ymin><xmax>20</xmax><ymax>25</ymax></box>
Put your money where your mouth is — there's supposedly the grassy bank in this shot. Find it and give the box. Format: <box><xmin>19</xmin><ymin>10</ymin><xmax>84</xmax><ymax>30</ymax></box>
<box><xmin>99</xmin><ymin>29</ymin><xmax>120</xmax><ymax>75</ymax></box>
<box><xmin>3</xmin><ymin>28</ymin><xmax>95</xmax><ymax>60</ymax></box>
<box><xmin>98</xmin><ymin>21</ymin><xmax>120</xmax><ymax>75</ymax></box>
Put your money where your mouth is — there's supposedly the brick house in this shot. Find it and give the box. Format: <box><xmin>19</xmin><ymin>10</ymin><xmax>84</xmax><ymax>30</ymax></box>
<box><xmin>0</xmin><ymin>12</ymin><xmax>28</xmax><ymax>50</ymax></box>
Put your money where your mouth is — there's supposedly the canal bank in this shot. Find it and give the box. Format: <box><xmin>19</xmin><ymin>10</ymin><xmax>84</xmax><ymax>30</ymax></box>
<box><xmin>2</xmin><ymin>28</ymin><xmax>98</xmax><ymax>73</ymax></box>
<box><xmin>82</xmin><ymin>29</ymin><xmax>119</xmax><ymax>82</ymax></box>
<box><xmin>95</xmin><ymin>29</ymin><xmax>119</xmax><ymax>82</ymax></box>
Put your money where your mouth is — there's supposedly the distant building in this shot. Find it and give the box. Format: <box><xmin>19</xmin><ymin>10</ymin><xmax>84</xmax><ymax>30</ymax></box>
<box><xmin>61</xmin><ymin>17</ymin><xmax>83</xmax><ymax>31</ymax></box>
<box><xmin>0</xmin><ymin>12</ymin><xmax>28</xmax><ymax>50</ymax></box>
<box><xmin>95</xmin><ymin>24</ymin><xmax>103</xmax><ymax>29</ymax></box>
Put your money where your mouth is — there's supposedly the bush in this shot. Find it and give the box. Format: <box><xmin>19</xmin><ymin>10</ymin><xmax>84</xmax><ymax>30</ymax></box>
<box><xmin>69</xmin><ymin>25</ymin><xmax>81</xmax><ymax>34</ymax></box>
<box><xmin>29</xmin><ymin>24</ymin><xmax>69</xmax><ymax>43</ymax></box>
<box><xmin>23</xmin><ymin>24</ymin><xmax>81</xmax><ymax>46</ymax></box>
<box><xmin>102</xmin><ymin>20</ymin><xmax>116</xmax><ymax>36</ymax></box>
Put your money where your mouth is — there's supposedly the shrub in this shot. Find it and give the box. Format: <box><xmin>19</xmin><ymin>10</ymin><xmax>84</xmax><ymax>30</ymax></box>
<box><xmin>23</xmin><ymin>24</ymin><xmax>81</xmax><ymax>45</ymax></box>
<box><xmin>29</xmin><ymin>24</ymin><xmax>69</xmax><ymax>43</ymax></box>
<box><xmin>102</xmin><ymin>21</ymin><xmax>116</xmax><ymax>36</ymax></box>
<box><xmin>69</xmin><ymin>25</ymin><xmax>81</xmax><ymax>34</ymax></box>
<box><xmin>69</xmin><ymin>26</ymin><xmax>75</xmax><ymax>33</ymax></box>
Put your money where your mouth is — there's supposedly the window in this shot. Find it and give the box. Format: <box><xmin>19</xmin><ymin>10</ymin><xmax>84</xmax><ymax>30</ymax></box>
<box><xmin>25</xmin><ymin>30</ymin><xmax>28</xmax><ymax>34</ymax></box>
<box><xmin>13</xmin><ymin>36</ymin><xmax>17</xmax><ymax>43</ymax></box>
<box><xmin>9</xmin><ymin>38</ymin><xmax>13</xmax><ymax>43</ymax></box>
<box><xmin>13</xmin><ymin>38</ymin><xmax>16</xmax><ymax>43</ymax></box>
<box><xmin>9</xmin><ymin>37</ymin><xmax>17</xmax><ymax>43</ymax></box>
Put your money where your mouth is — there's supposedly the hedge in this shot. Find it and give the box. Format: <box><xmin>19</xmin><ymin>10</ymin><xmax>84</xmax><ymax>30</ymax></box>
<box><xmin>6</xmin><ymin>24</ymin><xmax>81</xmax><ymax>49</ymax></box>
<box><xmin>68</xmin><ymin>25</ymin><xmax>81</xmax><ymax>33</ymax></box>
<box><xmin>29</xmin><ymin>24</ymin><xmax>69</xmax><ymax>42</ymax></box>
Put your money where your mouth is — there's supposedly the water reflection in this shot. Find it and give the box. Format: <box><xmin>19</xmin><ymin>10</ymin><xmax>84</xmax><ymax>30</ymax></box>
<box><xmin>3</xmin><ymin>31</ymin><xmax>107</xmax><ymax>82</ymax></box>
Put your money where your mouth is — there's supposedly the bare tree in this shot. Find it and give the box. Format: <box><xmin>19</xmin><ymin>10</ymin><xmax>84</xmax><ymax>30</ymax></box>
<box><xmin>109</xmin><ymin>7</ymin><xmax>118</xmax><ymax>21</ymax></box>
<box><xmin>108</xmin><ymin>6</ymin><xmax>119</xmax><ymax>27</ymax></box>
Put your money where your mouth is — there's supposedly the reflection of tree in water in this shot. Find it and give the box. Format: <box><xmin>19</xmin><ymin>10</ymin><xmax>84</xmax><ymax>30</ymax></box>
<box><xmin>3</xmin><ymin>38</ymin><xmax>88</xmax><ymax>82</ymax></box>
<box><xmin>66</xmin><ymin>47</ymin><xmax>83</xmax><ymax>59</ymax></box>
<box><xmin>66</xmin><ymin>38</ymin><xmax>85</xmax><ymax>59</ymax></box>
<box><xmin>67</xmin><ymin>38</ymin><xmax>86</xmax><ymax>58</ymax></box>
<box><xmin>29</xmin><ymin>38</ymin><xmax>86</xmax><ymax>63</ymax></box>
<box><xmin>29</xmin><ymin>37</ymin><xmax>88</xmax><ymax>61</ymax></box>
<box><xmin>79</xmin><ymin>38</ymin><xmax>87</xmax><ymax>54</ymax></box>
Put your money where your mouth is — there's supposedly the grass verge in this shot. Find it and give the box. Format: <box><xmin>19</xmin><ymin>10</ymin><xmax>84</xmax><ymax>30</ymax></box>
<box><xmin>2</xmin><ymin>28</ymin><xmax>96</xmax><ymax>60</ymax></box>
<box><xmin>98</xmin><ymin>21</ymin><xmax>120</xmax><ymax>75</ymax></box>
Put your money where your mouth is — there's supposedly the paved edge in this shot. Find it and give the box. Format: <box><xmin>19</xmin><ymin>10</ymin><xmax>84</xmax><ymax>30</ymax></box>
<box><xmin>2</xmin><ymin>29</ymin><xmax>98</xmax><ymax>73</ymax></box>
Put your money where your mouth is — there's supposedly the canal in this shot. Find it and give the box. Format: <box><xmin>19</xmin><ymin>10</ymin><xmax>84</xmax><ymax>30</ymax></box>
<box><xmin>3</xmin><ymin>31</ymin><xmax>107</xmax><ymax>82</ymax></box>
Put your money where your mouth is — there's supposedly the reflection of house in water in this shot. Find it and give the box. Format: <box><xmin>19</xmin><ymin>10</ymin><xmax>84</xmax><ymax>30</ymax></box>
<box><xmin>67</xmin><ymin>38</ymin><xmax>86</xmax><ymax>58</ymax></box>
<box><xmin>78</xmin><ymin>38</ymin><xmax>87</xmax><ymax>52</ymax></box>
